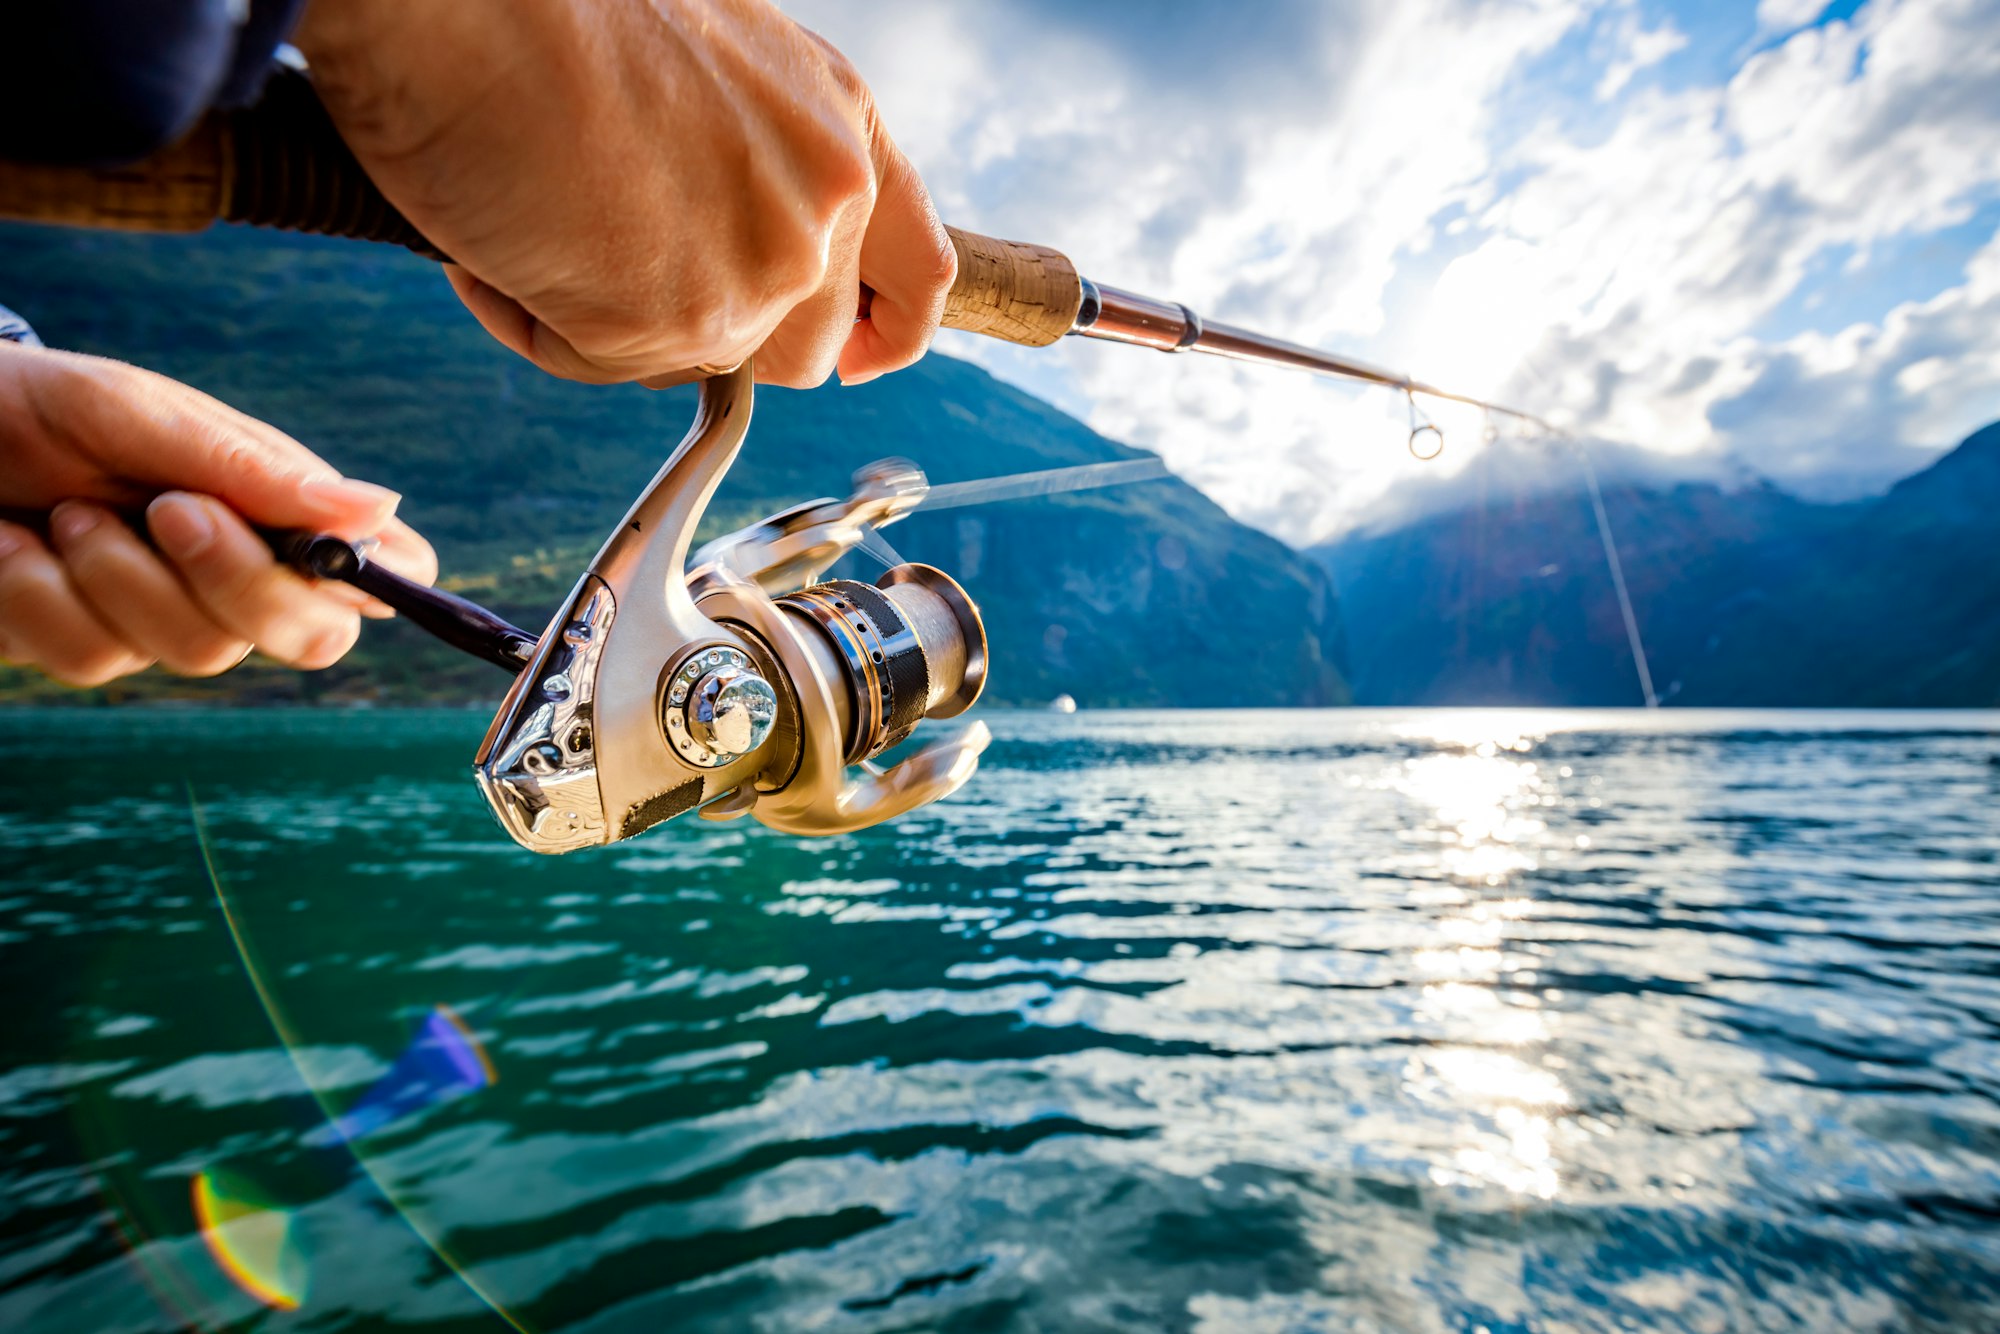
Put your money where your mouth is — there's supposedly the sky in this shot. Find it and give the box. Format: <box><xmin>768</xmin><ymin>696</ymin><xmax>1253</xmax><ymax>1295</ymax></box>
<box><xmin>786</xmin><ymin>0</ymin><xmax>2000</xmax><ymax>543</ymax></box>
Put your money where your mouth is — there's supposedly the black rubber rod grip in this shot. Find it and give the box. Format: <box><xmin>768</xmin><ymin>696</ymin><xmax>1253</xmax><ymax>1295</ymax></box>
<box><xmin>220</xmin><ymin>67</ymin><xmax>447</xmax><ymax>260</ymax></box>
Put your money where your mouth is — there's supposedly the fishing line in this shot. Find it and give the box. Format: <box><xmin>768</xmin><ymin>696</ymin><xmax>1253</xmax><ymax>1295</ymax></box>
<box><xmin>915</xmin><ymin>457</ymin><xmax>1172</xmax><ymax>511</ymax></box>
<box><xmin>853</xmin><ymin>523</ymin><xmax>906</xmax><ymax>570</ymax></box>
<box><xmin>845</xmin><ymin>457</ymin><xmax>1173</xmax><ymax>571</ymax></box>
<box><xmin>1512</xmin><ymin>355</ymin><xmax>1660</xmax><ymax>709</ymax></box>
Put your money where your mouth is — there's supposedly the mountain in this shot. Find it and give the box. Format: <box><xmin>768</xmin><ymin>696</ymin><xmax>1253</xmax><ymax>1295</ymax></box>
<box><xmin>0</xmin><ymin>222</ymin><xmax>1348</xmax><ymax>709</ymax></box>
<box><xmin>1318</xmin><ymin>425</ymin><xmax>2000</xmax><ymax>707</ymax></box>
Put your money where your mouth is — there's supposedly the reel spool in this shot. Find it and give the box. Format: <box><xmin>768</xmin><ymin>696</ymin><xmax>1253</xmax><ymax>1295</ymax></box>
<box><xmin>474</xmin><ymin>366</ymin><xmax>990</xmax><ymax>854</ymax></box>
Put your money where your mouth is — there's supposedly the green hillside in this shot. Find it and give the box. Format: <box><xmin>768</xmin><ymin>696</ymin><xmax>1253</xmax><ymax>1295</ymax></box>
<box><xmin>0</xmin><ymin>223</ymin><xmax>1349</xmax><ymax>708</ymax></box>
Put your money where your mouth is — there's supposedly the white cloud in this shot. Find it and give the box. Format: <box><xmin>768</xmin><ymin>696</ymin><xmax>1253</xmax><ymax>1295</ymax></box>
<box><xmin>1486</xmin><ymin>0</ymin><xmax>2000</xmax><ymax>488</ymax></box>
<box><xmin>791</xmin><ymin>0</ymin><xmax>2000</xmax><ymax>542</ymax></box>
<box><xmin>1756</xmin><ymin>0</ymin><xmax>1832</xmax><ymax>35</ymax></box>
<box><xmin>1596</xmin><ymin>10</ymin><xmax>1689</xmax><ymax>100</ymax></box>
<box><xmin>1706</xmin><ymin>229</ymin><xmax>2000</xmax><ymax>488</ymax></box>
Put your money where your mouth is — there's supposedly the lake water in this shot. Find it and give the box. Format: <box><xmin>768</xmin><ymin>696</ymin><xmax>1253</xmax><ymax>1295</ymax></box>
<box><xmin>2</xmin><ymin>707</ymin><xmax>1999</xmax><ymax>1332</ymax></box>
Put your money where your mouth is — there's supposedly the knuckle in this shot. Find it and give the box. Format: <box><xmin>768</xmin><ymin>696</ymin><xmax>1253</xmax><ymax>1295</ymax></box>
<box><xmin>923</xmin><ymin>233</ymin><xmax>960</xmax><ymax>295</ymax></box>
<box><xmin>804</xmin><ymin>31</ymin><xmax>872</xmax><ymax>106</ymax></box>
<box><xmin>757</xmin><ymin>223</ymin><xmax>834</xmax><ymax>307</ymax></box>
<box><xmin>819</xmin><ymin>41</ymin><xmax>865</xmax><ymax>95</ymax></box>
<box><xmin>203</xmin><ymin>432</ymin><xmax>275</xmax><ymax>489</ymax></box>
<box><xmin>773</xmin><ymin>134</ymin><xmax>874</xmax><ymax>243</ymax></box>
<box><xmin>812</xmin><ymin>142</ymin><xmax>876</xmax><ymax>217</ymax></box>
<box><xmin>676</xmin><ymin>305</ymin><xmax>765</xmax><ymax>369</ymax></box>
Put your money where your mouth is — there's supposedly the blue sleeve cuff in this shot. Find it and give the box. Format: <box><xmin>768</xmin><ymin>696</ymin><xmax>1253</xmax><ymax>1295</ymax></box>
<box><xmin>0</xmin><ymin>0</ymin><xmax>311</xmax><ymax>167</ymax></box>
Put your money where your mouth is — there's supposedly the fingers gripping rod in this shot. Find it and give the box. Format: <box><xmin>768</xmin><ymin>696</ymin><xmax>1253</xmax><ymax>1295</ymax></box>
<box><xmin>0</xmin><ymin>69</ymin><xmax>1556</xmax><ymax>442</ymax></box>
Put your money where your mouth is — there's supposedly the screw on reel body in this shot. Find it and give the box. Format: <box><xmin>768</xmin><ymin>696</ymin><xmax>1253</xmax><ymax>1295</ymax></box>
<box><xmin>472</xmin><ymin>365</ymin><xmax>991</xmax><ymax>854</ymax></box>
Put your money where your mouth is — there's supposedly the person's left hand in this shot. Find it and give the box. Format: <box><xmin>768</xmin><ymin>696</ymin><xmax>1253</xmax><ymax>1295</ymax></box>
<box><xmin>0</xmin><ymin>343</ymin><xmax>435</xmax><ymax>686</ymax></box>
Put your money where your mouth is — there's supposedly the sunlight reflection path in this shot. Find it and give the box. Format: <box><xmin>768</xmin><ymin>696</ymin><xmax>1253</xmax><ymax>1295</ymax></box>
<box><xmin>1390</xmin><ymin>728</ymin><xmax>1570</xmax><ymax>1200</ymax></box>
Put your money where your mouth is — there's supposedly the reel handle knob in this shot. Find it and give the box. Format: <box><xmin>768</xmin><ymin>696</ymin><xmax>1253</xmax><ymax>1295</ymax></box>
<box><xmin>683</xmin><ymin>663</ymin><xmax>778</xmax><ymax>758</ymax></box>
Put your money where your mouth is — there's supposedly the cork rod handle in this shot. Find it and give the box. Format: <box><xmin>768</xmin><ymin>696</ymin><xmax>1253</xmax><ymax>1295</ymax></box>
<box><xmin>0</xmin><ymin>125</ymin><xmax>228</xmax><ymax>234</ymax></box>
<box><xmin>940</xmin><ymin>226</ymin><xmax>1083</xmax><ymax>347</ymax></box>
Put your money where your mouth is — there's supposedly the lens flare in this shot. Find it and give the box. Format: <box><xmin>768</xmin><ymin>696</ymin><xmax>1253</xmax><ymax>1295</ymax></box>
<box><xmin>192</xmin><ymin>786</ymin><xmax>532</xmax><ymax>1332</ymax></box>
<box><xmin>308</xmin><ymin>1006</ymin><xmax>496</xmax><ymax>1147</ymax></box>
<box><xmin>191</xmin><ymin>1169</ymin><xmax>307</xmax><ymax>1311</ymax></box>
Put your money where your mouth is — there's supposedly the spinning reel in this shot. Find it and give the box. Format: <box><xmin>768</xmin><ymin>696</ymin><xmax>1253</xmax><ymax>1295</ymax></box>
<box><xmin>291</xmin><ymin>365</ymin><xmax>990</xmax><ymax>853</ymax></box>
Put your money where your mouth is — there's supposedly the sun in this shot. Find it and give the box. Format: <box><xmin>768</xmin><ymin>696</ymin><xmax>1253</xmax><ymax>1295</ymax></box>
<box><xmin>1411</xmin><ymin>237</ymin><xmax>1555</xmax><ymax>402</ymax></box>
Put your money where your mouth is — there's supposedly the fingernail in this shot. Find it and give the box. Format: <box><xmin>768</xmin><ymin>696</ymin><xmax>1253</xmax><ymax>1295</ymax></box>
<box><xmin>298</xmin><ymin>476</ymin><xmax>401</xmax><ymax>516</ymax></box>
<box><xmin>0</xmin><ymin>523</ymin><xmax>22</xmax><ymax>560</ymax></box>
<box><xmin>149</xmin><ymin>493</ymin><xmax>216</xmax><ymax>558</ymax></box>
<box><xmin>840</xmin><ymin>370</ymin><xmax>882</xmax><ymax>388</ymax></box>
<box><xmin>51</xmin><ymin>502</ymin><xmax>102</xmax><ymax>545</ymax></box>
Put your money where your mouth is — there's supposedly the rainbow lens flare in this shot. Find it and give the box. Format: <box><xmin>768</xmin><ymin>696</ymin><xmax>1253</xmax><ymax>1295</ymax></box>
<box><xmin>309</xmin><ymin>1005</ymin><xmax>496</xmax><ymax>1146</ymax></box>
<box><xmin>191</xmin><ymin>1169</ymin><xmax>307</xmax><ymax>1311</ymax></box>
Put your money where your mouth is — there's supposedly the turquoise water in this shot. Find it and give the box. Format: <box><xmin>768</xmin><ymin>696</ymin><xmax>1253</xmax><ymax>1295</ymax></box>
<box><xmin>3</xmin><ymin>707</ymin><xmax>1999</xmax><ymax>1332</ymax></box>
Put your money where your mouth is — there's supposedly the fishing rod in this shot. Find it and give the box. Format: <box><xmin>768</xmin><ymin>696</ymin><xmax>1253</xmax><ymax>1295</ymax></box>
<box><xmin>0</xmin><ymin>70</ymin><xmax>1570</xmax><ymax>850</ymax></box>
<box><xmin>0</xmin><ymin>67</ymin><xmax>1553</xmax><ymax>449</ymax></box>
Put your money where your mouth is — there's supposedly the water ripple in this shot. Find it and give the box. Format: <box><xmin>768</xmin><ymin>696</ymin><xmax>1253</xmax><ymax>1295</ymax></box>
<box><xmin>2</xmin><ymin>707</ymin><xmax>1999</xmax><ymax>1330</ymax></box>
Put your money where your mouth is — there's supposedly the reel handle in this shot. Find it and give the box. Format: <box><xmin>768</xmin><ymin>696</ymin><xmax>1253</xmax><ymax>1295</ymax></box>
<box><xmin>0</xmin><ymin>70</ymin><xmax>1082</xmax><ymax>349</ymax></box>
<box><xmin>0</xmin><ymin>500</ymin><xmax>533</xmax><ymax>673</ymax></box>
<box><xmin>268</xmin><ymin>530</ymin><xmax>534</xmax><ymax>672</ymax></box>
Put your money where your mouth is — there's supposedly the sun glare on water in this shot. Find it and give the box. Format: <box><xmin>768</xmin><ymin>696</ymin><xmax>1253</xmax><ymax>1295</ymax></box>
<box><xmin>1387</xmin><ymin>716</ymin><xmax>1573</xmax><ymax>1200</ymax></box>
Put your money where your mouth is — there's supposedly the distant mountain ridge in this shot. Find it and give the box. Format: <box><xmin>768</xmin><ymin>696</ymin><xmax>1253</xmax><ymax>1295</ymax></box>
<box><xmin>1318</xmin><ymin>422</ymin><xmax>2000</xmax><ymax>707</ymax></box>
<box><xmin>0</xmin><ymin>223</ymin><xmax>1348</xmax><ymax>708</ymax></box>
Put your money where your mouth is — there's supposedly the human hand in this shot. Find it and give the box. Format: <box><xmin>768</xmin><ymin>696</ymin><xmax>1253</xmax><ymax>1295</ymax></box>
<box><xmin>0</xmin><ymin>343</ymin><xmax>436</xmax><ymax>686</ymax></box>
<box><xmin>294</xmin><ymin>0</ymin><xmax>956</xmax><ymax>390</ymax></box>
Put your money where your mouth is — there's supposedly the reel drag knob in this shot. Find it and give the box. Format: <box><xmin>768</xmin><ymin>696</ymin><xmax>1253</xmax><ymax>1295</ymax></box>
<box><xmin>661</xmin><ymin>646</ymin><xmax>778</xmax><ymax>767</ymax></box>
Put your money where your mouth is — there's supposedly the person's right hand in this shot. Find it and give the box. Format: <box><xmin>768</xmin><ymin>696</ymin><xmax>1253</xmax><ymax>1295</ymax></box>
<box><xmin>0</xmin><ymin>343</ymin><xmax>435</xmax><ymax>687</ymax></box>
<box><xmin>293</xmin><ymin>0</ymin><xmax>957</xmax><ymax>391</ymax></box>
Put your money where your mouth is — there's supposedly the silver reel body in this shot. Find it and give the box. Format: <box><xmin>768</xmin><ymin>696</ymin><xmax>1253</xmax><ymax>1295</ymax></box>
<box><xmin>473</xmin><ymin>367</ymin><xmax>989</xmax><ymax>854</ymax></box>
